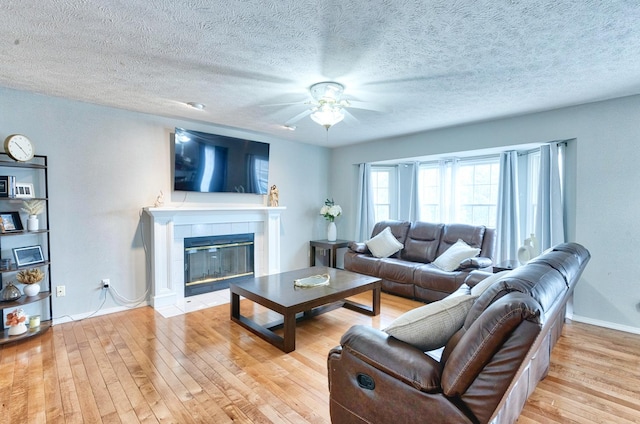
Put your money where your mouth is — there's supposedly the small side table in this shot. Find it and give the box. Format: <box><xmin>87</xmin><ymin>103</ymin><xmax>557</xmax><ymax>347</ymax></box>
<box><xmin>310</xmin><ymin>239</ymin><xmax>351</xmax><ymax>269</ymax></box>
<box><xmin>493</xmin><ymin>260</ymin><xmax>519</xmax><ymax>273</ymax></box>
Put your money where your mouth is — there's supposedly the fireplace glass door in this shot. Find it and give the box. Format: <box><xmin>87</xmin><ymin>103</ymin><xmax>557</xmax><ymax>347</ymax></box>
<box><xmin>184</xmin><ymin>233</ymin><xmax>254</xmax><ymax>296</ymax></box>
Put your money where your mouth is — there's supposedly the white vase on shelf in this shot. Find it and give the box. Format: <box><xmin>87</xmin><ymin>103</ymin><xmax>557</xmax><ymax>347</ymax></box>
<box><xmin>8</xmin><ymin>322</ymin><xmax>27</xmax><ymax>336</ymax></box>
<box><xmin>27</xmin><ymin>215</ymin><xmax>39</xmax><ymax>232</ymax></box>
<box><xmin>327</xmin><ymin>221</ymin><xmax>337</xmax><ymax>241</ymax></box>
<box><xmin>23</xmin><ymin>283</ymin><xmax>41</xmax><ymax>297</ymax></box>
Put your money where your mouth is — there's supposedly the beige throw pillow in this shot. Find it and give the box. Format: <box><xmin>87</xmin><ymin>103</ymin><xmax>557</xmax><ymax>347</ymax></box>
<box><xmin>383</xmin><ymin>295</ymin><xmax>477</xmax><ymax>351</ymax></box>
<box><xmin>432</xmin><ymin>239</ymin><xmax>481</xmax><ymax>272</ymax></box>
<box><xmin>365</xmin><ymin>227</ymin><xmax>404</xmax><ymax>258</ymax></box>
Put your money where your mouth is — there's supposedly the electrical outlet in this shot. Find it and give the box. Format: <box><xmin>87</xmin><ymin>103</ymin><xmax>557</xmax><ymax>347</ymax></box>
<box><xmin>56</xmin><ymin>285</ymin><xmax>66</xmax><ymax>297</ymax></box>
<box><xmin>101</xmin><ymin>278</ymin><xmax>110</xmax><ymax>288</ymax></box>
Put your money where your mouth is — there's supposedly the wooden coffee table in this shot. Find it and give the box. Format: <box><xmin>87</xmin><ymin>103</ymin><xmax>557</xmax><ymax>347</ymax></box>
<box><xmin>230</xmin><ymin>266</ymin><xmax>381</xmax><ymax>353</ymax></box>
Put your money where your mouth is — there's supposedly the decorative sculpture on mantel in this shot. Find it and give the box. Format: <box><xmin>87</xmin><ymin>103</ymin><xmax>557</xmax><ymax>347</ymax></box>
<box><xmin>154</xmin><ymin>190</ymin><xmax>165</xmax><ymax>208</ymax></box>
<box><xmin>269</xmin><ymin>185</ymin><xmax>279</xmax><ymax>207</ymax></box>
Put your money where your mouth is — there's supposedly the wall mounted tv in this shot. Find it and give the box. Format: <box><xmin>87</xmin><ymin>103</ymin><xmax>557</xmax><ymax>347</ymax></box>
<box><xmin>173</xmin><ymin>127</ymin><xmax>270</xmax><ymax>194</ymax></box>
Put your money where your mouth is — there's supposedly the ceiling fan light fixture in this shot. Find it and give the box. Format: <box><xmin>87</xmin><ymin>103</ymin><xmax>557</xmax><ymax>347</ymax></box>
<box><xmin>310</xmin><ymin>82</ymin><xmax>345</xmax><ymax>103</ymax></box>
<box><xmin>310</xmin><ymin>105</ymin><xmax>345</xmax><ymax>129</ymax></box>
<box><xmin>186</xmin><ymin>102</ymin><xmax>205</xmax><ymax>110</ymax></box>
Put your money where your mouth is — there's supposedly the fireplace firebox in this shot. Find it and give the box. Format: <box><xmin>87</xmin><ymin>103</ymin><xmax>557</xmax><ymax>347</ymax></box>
<box><xmin>184</xmin><ymin>233</ymin><xmax>254</xmax><ymax>297</ymax></box>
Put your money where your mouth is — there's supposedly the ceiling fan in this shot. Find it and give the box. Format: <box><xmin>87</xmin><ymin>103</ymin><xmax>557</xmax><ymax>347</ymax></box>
<box><xmin>280</xmin><ymin>81</ymin><xmax>373</xmax><ymax>130</ymax></box>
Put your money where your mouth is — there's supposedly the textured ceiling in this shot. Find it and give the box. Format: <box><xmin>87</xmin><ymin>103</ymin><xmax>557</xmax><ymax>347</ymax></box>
<box><xmin>1</xmin><ymin>1</ymin><xmax>640</xmax><ymax>147</ymax></box>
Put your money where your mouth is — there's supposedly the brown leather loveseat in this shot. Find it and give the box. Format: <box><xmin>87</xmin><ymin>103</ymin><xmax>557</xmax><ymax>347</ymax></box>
<box><xmin>344</xmin><ymin>220</ymin><xmax>496</xmax><ymax>302</ymax></box>
<box><xmin>328</xmin><ymin>242</ymin><xmax>590</xmax><ymax>424</ymax></box>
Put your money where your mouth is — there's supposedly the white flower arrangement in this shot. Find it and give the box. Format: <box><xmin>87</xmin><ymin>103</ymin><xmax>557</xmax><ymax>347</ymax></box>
<box><xmin>320</xmin><ymin>198</ymin><xmax>342</xmax><ymax>222</ymax></box>
<box><xmin>21</xmin><ymin>199</ymin><xmax>46</xmax><ymax>216</ymax></box>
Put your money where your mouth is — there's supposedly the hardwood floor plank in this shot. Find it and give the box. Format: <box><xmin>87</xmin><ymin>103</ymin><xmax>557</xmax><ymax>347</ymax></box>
<box><xmin>1</xmin><ymin>292</ymin><xmax>639</xmax><ymax>423</ymax></box>
<box><xmin>26</xmin><ymin>337</ymin><xmax>47</xmax><ymax>424</ymax></box>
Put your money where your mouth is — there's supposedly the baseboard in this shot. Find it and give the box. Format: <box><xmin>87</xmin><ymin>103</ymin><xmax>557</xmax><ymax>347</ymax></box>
<box><xmin>571</xmin><ymin>314</ymin><xmax>640</xmax><ymax>335</ymax></box>
<box><xmin>52</xmin><ymin>302</ymin><xmax>150</xmax><ymax>325</ymax></box>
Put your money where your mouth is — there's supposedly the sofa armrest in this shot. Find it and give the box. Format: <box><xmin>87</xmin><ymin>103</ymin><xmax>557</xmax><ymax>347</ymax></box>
<box><xmin>348</xmin><ymin>241</ymin><xmax>370</xmax><ymax>254</ymax></box>
<box><xmin>337</xmin><ymin>324</ymin><xmax>443</xmax><ymax>392</ymax></box>
<box><xmin>459</xmin><ymin>256</ymin><xmax>493</xmax><ymax>270</ymax></box>
<box><xmin>463</xmin><ymin>269</ymin><xmax>494</xmax><ymax>288</ymax></box>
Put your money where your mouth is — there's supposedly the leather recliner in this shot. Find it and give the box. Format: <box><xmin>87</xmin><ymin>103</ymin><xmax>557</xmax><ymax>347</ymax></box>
<box><xmin>328</xmin><ymin>242</ymin><xmax>590</xmax><ymax>424</ymax></box>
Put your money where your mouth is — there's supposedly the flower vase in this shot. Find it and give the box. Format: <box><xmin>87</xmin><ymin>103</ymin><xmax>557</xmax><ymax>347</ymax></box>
<box><xmin>8</xmin><ymin>322</ymin><xmax>27</xmax><ymax>336</ymax></box>
<box><xmin>327</xmin><ymin>221</ymin><xmax>337</xmax><ymax>241</ymax></box>
<box><xmin>27</xmin><ymin>215</ymin><xmax>39</xmax><ymax>232</ymax></box>
<box><xmin>23</xmin><ymin>283</ymin><xmax>41</xmax><ymax>297</ymax></box>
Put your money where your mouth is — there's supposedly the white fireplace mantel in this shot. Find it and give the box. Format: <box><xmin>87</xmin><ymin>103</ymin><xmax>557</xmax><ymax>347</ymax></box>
<box><xmin>144</xmin><ymin>205</ymin><xmax>285</xmax><ymax>310</ymax></box>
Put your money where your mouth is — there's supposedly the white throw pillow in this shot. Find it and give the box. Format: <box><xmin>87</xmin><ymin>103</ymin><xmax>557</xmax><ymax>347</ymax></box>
<box><xmin>383</xmin><ymin>295</ymin><xmax>477</xmax><ymax>351</ymax></box>
<box><xmin>432</xmin><ymin>239</ymin><xmax>481</xmax><ymax>272</ymax></box>
<box><xmin>470</xmin><ymin>270</ymin><xmax>510</xmax><ymax>297</ymax></box>
<box><xmin>365</xmin><ymin>227</ymin><xmax>404</xmax><ymax>258</ymax></box>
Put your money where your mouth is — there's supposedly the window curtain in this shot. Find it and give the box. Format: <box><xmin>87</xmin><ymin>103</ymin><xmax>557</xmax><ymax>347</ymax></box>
<box><xmin>534</xmin><ymin>143</ymin><xmax>565</xmax><ymax>252</ymax></box>
<box><xmin>398</xmin><ymin>162</ymin><xmax>420</xmax><ymax>221</ymax></box>
<box><xmin>355</xmin><ymin>163</ymin><xmax>375</xmax><ymax>241</ymax></box>
<box><xmin>495</xmin><ymin>151</ymin><xmax>520</xmax><ymax>262</ymax></box>
<box><xmin>446</xmin><ymin>158</ymin><xmax>459</xmax><ymax>223</ymax></box>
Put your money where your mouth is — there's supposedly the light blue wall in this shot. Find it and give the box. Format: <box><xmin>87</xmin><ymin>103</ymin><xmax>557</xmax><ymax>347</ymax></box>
<box><xmin>3</xmin><ymin>85</ymin><xmax>639</xmax><ymax>333</ymax></box>
<box><xmin>330</xmin><ymin>95</ymin><xmax>640</xmax><ymax>333</ymax></box>
<box><xmin>0</xmin><ymin>86</ymin><xmax>330</xmax><ymax>320</ymax></box>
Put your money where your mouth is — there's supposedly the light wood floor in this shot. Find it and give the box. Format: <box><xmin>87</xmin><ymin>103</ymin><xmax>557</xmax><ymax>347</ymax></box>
<box><xmin>1</xmin><ymin>292</ymin><xmax>639</xmax><ymax>423</ymax></box>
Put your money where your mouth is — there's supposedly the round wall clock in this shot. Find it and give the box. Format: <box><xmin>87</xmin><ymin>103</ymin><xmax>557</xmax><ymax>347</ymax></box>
<box><xmin>3</xmin><ymin>134</ymin><xmax>35</xmax><ymax>162</ymax></box>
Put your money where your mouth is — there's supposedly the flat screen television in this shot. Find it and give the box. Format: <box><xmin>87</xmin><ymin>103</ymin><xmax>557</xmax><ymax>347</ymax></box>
<box><xmin>173</xmin><ymin>127</ymin><xmax>270</xmax><ymax>194</ymax></box>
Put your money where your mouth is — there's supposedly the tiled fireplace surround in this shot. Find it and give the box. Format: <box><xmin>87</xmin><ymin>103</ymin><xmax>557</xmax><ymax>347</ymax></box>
<box><xmin>144</xmin><ymin>206</ymin><xmax>284</xmax><ymax>315</ymax></box>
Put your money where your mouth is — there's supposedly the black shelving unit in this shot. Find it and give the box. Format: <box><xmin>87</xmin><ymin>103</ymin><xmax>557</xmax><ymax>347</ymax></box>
<box><xmin>0</xmin><ymin>154</ymin><xmax>52</xmax><ymax>344</ymax></box>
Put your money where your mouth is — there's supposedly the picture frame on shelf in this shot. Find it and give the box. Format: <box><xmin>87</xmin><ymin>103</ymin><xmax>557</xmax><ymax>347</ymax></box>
<box><xmin>0</xmin><ymin>176</ymin><xmax>15</xmax><ymax>198</ymax></box>
<box><xmin>15</xmin><ymin>183</ymin><xmax>35</xmax><ymax>199</ymax></box>
<box><xmin>12</xmin><ymin>245</ymin><xmax>45</xmax><ymax>267</ymax></box>
<box><xmin>0</xmin><ymin>212</ymin><xmax>24</xmax><ymax>233</ymax></box>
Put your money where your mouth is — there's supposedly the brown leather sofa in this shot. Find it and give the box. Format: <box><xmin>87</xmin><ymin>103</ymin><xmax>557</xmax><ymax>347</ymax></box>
<box><xmin>328</xmin><ymin>242</ymin><xmax>590</xmax><ymax>424</ymax></box>
<box><xmin>344</xmin><ymin>220</ymin><xmax>496</xmax><ymax>302</ymax></box>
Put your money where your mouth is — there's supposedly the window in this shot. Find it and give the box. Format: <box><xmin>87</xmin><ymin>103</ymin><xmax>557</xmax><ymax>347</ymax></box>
<box><xmin>371</xmin><ymin>167</ymin><xmax>396</xmax><ymax>222</ymax></box>
<box><xmin>417</xmin><ymin>164</ymin><xmax>441</xmax><ymax>222</ymax></box>
<box><xmin>371</xmin><ymin>156</ymin><xmax>500</xmax><ymax>227</ymax></box>
<box><xmin>454</xmin><ymin>159</ymin><xmax>500</xmax><ymax>226</ymax></box>
<box><xmin>418</xmin><ymin>157</ymin><xmax>500</xmax><ymax>227</ymax></box>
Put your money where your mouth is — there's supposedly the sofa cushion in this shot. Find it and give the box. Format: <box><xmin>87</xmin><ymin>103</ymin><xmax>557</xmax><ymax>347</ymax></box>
<box><xmin>366</xmin><ymin>226</ymin><xmax>404</xmax><ymax>258</ymax></box>
<box><xmin>402</xmin><ymin>222</ymin><xmax>444</xmax><ymax>263</ymax></box>
<box><xmin>414</xmin><ymin>264</ymin><xmax>468</xmax><ymax>297</ymax></box>
<box><xmin>343</xmin><ymin>251</ymin><xmax>382</xmax><ymax>276</ymax></box>
<box><xmin>378</xmin><ymin>257</ymin><xmax>422</xmax><ymax>284</ymax></box>
<box><xmin>441</xmin><ymin>293</ymin><xmax>542</xmax><ymax>398</ymax></box>
<box><xmin>383</xmin><ymin>295</ymin><xmax>477</xmax><ymax>351</ymax></box>
<box><xmin>436</xmin><ymin>224</ymin><xmax>486</xmax><ymax>257</ymax></box>
<box><xmin>433</xmin><ymin>239</ymin><xmax>480</xmax><ymax>272</ymax></box>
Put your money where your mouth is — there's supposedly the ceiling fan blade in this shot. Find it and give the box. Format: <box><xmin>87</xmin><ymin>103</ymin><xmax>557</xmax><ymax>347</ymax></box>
<box><xmin>346</xmin><ymin>100</ymin><xmax>387</xmax><ymax>113</ymax></box>
<box><xmin>343</xmin><ymin>109</ymin><xmax>359</xmax><ymax>124</ymax></box>
<box><xmin>362</xmin><ymin>71</ymin><xmax>476</xmax><ymax>88</ymax></box>
<box><xmin>284</xmin><ymin>109</ymin><xmax>312</xmax><ymax>126</ymax></box>
<box><xmin>260</xmin><ymin>100</ymin><xmax>309</xmax><ymax>107</ymax></box>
